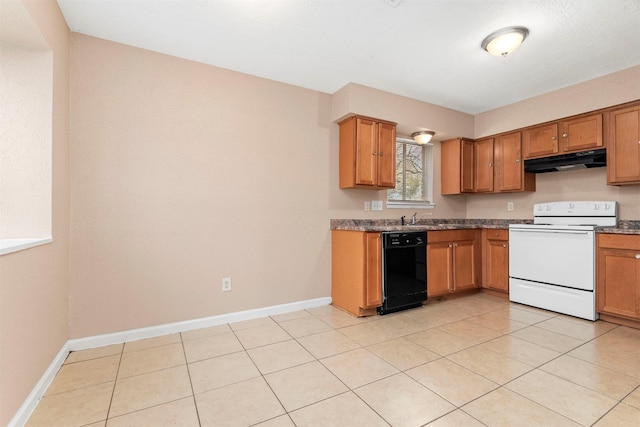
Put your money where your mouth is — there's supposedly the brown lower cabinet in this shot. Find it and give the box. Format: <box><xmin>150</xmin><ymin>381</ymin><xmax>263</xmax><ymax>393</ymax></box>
<box><xmin>331</xmin><ymin>227</ymin><xmax>507</xmax><ymax>316</ymax></box>
<box><xmin>482</xmin><ymin>229</ymin><xmax>509</xmax><ymax>293</ymax></box>
<box><xmin>427</xmin><ymin>230</ymin><xmax>481</xmax><ymax>297</ymax></box>
<box><xmin>596</xmin><ymin>234</ymin><xmax>640</xmax><ymax>321</ymax></box>
<box><xmin>331</xmin><ymin>230</ymin><xmax>382</xmax><ymax>316</ymax></box>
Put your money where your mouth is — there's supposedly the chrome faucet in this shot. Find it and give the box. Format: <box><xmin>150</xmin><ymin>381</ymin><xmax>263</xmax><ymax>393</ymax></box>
<box><xmin>411</xmin><ymin>212</ymin><xmax>417</xmax><ymax>225</ymax></box>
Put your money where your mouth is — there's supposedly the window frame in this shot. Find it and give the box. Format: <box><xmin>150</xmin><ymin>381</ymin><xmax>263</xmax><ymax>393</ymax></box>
<box><xmin>386</xmin><ymin>138</ymin><xmax>435</xmax><ymax>210</ymax></box>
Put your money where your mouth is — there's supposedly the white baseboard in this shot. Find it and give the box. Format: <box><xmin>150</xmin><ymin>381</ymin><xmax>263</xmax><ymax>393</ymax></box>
<box><xmin>8</xmin><ymin>342</ymin><xmax>70</xmax><ymax>427</ymax></box>
<box><xmin>9</xmin><ymin>296</ymin><xmax>331</xmax><ymax>426</ymax></box>
<box><xmin>67</xmin><ymin>296</ymin><xmax>332</xmax><ymax>351</ymax></box>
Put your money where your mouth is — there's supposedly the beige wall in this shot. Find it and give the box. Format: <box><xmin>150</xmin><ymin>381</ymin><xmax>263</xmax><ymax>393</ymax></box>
<box><xmin>475</xmin><ymin>65</ymin><xmax>640</xmax><ymax>138</ymax></box>
<box><xmin>467</xmin><ymin>66</ymin><xmax>640</xmax><ymax>220</ymax></box>
<box><xmin>0</xmin><ymin>0</ymin><xmax>69</xmax><ymax>425</ymax></box>
<box><xmin>68</xmin><ymin>34</ymin><xmax>335</xmax><ymax>338</ymax></box>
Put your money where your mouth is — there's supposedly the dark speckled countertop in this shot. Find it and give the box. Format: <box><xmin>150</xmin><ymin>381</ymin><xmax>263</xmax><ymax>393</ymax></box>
<box><xmin>330</xmin><ymin>218</ymin><xmax>529</xmax><ymax>232</ymax></box>
<box><xmin>597</xmin><ymin>221</ymin><xmax>640</xmax><ymax>235</ymax></box>
<box><xmin>331</xmin><ymin>219</ymin><xmax>640</xmax><ymax>235</ymax></box>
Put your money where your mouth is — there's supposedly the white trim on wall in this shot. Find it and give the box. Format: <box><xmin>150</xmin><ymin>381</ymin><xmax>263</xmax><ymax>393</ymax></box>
<box><xmin>9</xmin><ymin>296</ymin><xmax>332</xmax><ymax>427</ymax></box>
<box><xmin>8</xmin><ymin>343</ymin><xmax>70</xmax><ymax>427</ymax></box>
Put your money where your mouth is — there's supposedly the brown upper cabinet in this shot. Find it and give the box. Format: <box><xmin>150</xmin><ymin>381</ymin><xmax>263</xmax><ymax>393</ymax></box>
<box><xmin>495</xmin><ymin>132</ymin><xmax>535</xmax><ymax>192</ymax></box>
<box><xmin>442</xmin><ymin>133</ymin><xmax>534</xmax><ymax>195</ymax></box>
<box><xmin>339</xmin><ymin>115</ymin><xmax>396</xmax><ymax>189</ymax></box>
<box><xmin>523</xmin><ymin>113</ymin><xmax>603</xmax><ymax>159</ymax></box>
<box><xmin>522</xmin><ymin>123</ymin><xmax>558</xmax><ymax>158</ymax></box>
<box><xmin>473</xmin><ymin>137</ymin><xmax>494</xmax><ymax>193</ymax></box>
<box><xmin>607</xmin><ymin>104</ymin><xmax>640</xmax><ymax>185</ymax></box>
<box><xmin>441</xmin><ymin>138</ymin><xmax>475</xmax><ymax>194</ymax></box>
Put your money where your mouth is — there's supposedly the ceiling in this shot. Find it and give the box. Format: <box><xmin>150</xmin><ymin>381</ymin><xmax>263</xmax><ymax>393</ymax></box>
<box><xmin>56</xmin><ymin>0</ymin><xmax>640</xmax><ymax>115</ymax></box>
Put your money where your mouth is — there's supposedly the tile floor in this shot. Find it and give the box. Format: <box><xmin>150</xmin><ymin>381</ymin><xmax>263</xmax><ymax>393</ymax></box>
<box><xmin>26</xmin><ymin>293</ymin><xmax>640</xmax><ymax>426</ymax></box>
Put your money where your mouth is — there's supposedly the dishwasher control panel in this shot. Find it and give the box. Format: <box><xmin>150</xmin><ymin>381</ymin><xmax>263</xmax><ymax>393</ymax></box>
<box><xmin>383</xmin><ymin>232</ymin><xmax>426</xmax><ymax>247</ymax></box>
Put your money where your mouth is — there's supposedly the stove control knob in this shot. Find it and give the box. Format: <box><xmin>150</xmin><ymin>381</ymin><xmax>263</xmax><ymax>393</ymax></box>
<box><xmin>545</xmin><ymin>205</ymin><xmax>552</xmax><ymax>211</ymax></box>
<box><xmin>604</xmin><ymin>203</ymin><xmax>611</xmax><ymax>210</ymax></box>
<box><xmin>568</xmin><ymin>203</ymin><xmax>575</xmax><ymax>209</ymax></box>
<box><xmin>594</xmin><ymin>204</ymin><xmax>600</xmax><ymax>210</ymax></box>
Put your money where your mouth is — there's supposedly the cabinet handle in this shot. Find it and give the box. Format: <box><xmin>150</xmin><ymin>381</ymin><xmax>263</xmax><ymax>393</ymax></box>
<box><xmin>503</xmin><ymin>244</ymin><xmax>507</xmax><ymax>248</ymax></box>
<box><xmin>453</xmin><ymin>243</ymin><xmax>458</xmax><ymax>247</ymax></box>
<box><xmin>636</xmin><ymin>254</ymin><xmax>640</xmax><ymax>259</ymax></box>
<box><xmin>379</xmin><ymin>152</ymin><xmax>383</xmax><ymax>156</ymax></box>
<box><xmin>372</xmin><ymin>151</ymin><xmax>377</xmax><ymax>155</ymax></box>
<box><xmin>551</xmin><ymin>136</ymin><xmax>557</xmax><ymax>140</ymax></box>
<box><xmin>562</xmin><ymin>133</ymin><xmax>568</xmax><ymax>138</ymax></box>
<box><xmin>515</xmin><ymin>158</ymin><xmax>520</xmax><ymax>163</ymax></box>
<box><xmin>448</xmin><ymin>244</ymin><xmax>453</xmax><ymax>248</ymax></box>
<box><xmin>488</xmin><ymin>162</ymin><xmax>493</xmax><ymax>167</ymax></box>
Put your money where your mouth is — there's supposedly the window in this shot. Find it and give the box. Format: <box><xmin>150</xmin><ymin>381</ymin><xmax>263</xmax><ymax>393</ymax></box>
<box><xmin>387</xmin><ymin>139</ymin><xmax>434</xmax><ymax>208</ymax></box>
<box><xmin>0</xmin><ymin>1</ymin><xmax>53</xmax><ymax>255</ymax></box>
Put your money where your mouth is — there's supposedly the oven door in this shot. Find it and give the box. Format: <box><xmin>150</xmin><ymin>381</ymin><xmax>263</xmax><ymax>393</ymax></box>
<box><xmin>509</xmin><ymin>226</ymin><xmax>595</xmax><ymax>291</ymax></box>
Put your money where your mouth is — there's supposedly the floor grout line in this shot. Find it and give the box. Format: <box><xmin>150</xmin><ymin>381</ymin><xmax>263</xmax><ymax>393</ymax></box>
<box><xmin>29</xmin><ymin>294</ymin><xmax>640</xmax><ymax>426</ymax></box>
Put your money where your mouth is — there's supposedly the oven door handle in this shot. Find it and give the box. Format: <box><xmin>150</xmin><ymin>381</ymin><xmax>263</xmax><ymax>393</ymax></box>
<box><xmin>510</xmin><ymin>229</ymin><xmax>590</xmax><ymax>235</ymax></box>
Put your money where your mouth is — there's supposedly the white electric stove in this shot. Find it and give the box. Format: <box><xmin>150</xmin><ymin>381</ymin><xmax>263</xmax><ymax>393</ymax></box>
<box><xmin>509</xmin><ymin>201</ymin><xmax>618</xmax><ymax>321</ymax></box>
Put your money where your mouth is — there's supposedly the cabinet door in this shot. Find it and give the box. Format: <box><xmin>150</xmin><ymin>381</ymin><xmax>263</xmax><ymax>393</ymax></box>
<box><xmin>523</xmin><ymin>123</ymin><xmax>559</xmax><ymax>159</ymax></box>
<box><xmin>452</xmin><ymin>240</ymin><xmax>477</xmax><ymax>290</ymax></box>
<box><xmin>484</xmin><ymin>233</ymin><xmax>509</xmax><ymax>292</ymax></box>
<box><xmin>495</xmin><ymin>132</ymin><xmax>524</xmax><ymax>192</ymax></box>
<box><xmin>441</xmin><ymin>138</ymin><xmax>474</xmax><ymax>195</ymax></box>
<box><xmin>376</xmin><ymin>122</ymin><xmax>396</xmax><ymax>188</ymax></box>
<box><xmin>560</xmin><ymin>113</ymin><xmax>603</xmax><ymax>153</ymax></box>
<box><xmin>474</xmin><ymin>138</ymin><xmax>494</xmax><ymax>193</ymax></box>
<box><xmin>355</xmin><ymin>118</ymin><xmax>378</xmax><ymax>186</ymax></box>
<box><xmin>608</xmin><ymin>105</ymin><xmax>640</xmax><ymax>185</ymax></box>
<box><xmin>597</xmin><ymin>248</ymin><xmax>640</xmax><ymax>318</ymax></box>
<box><xmin>461</xmin><ymin>139</ymin><xmax>475</xmax><ymax>192</ymax></box>
<box><xmin>427</xmin><ymin>242</ymin><xmax>453</xmax><ymax>296</ymax></box>
<box><xmin>364</xmin><ymin>233</ymin><xmax>382</xmax><ymax>308</ymax></box>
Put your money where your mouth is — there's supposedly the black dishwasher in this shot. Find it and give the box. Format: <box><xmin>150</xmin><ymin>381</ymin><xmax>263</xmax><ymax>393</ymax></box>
<box><xmin>378</xmin><ymin>231</ymin><xmax>427</xmax><ymax>315</ymax></box>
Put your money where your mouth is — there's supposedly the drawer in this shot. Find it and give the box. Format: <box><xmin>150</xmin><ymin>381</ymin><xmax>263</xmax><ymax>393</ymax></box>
<box><xmin>485</xmin><ymin>229</ymin><xmax>508</xmax><ymax>241</ymax></box>
<box><xmin>597</xmin><ymin>233</ymin><xmax>640</xmax><ymax>251</ymax></box>
<box><xmin>428</xmin><ymin>229</ymin><xmax>479</xmax><ymax>243</ymax></box>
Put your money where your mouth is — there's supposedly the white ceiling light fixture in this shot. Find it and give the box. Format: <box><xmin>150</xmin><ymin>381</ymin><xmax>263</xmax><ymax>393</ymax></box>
<box><xmin>481</xmin><ymin>26</ymin><xmax>529</xmax><ymax>57</ymax></box>
<box><xmin>411</xmin><ymin>130</ymin><xmax>435</xmax><ymax>144</ymax></box>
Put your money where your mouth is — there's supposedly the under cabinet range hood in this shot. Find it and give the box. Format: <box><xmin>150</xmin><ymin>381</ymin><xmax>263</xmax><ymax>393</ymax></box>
<box><xmin>524</xmin><ymin>148</ymin><xmax>606</xmax><ymax>173</ymax></box>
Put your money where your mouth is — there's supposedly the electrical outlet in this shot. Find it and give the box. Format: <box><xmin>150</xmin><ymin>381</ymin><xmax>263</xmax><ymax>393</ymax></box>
<box><xmin>371</xmin><ymin>200</ymin><xmax>383</xmax><ymax>211</ymax></box>
<box><xmin>364</xmin><ymin>201</ymin><xmax>371</xmax><ymax>211</ymax></box>
<box><xmin>222</xmin><ymin>277</ymin><xmax>232</xmax><ymax>292</ymax></box>
<box><xmin>507</xmin><ymin>202</ymin><xmax>514</xmax><ymax>211</ymax></box>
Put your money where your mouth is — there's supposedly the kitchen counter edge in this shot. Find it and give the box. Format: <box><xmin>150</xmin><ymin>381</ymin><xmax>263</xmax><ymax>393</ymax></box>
<box><xmin>331</xmin><ymin>219</ymin><xmax>640</xmax><ymax>234</ymax></box>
